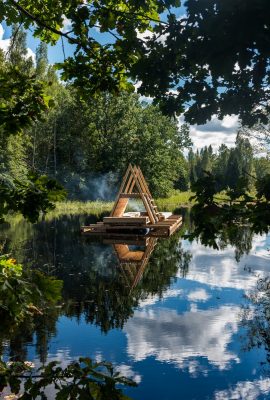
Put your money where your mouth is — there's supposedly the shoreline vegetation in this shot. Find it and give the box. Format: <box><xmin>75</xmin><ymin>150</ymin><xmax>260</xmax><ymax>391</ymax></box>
<box><xmin>49</xmin><ymin>191</ymin><xmax>195</xmax><ymax>217</ymax></box>
<box><xmin>47</xmin><ymin>190</ymin><xmax>258</xmax><ymax>214</ymax></box>
<box><xmin>1</xmin><ymin>190</ymin><xmax>262</xmax><ymax>224</ymax></box>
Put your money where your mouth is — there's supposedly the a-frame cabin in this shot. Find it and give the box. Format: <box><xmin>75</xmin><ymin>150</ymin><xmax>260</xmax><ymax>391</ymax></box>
<box><xmin>81</xmin><ymin>164</ymin><xmax>182</xmax><ymax>237</ymax></box>
<box><xmin>109</xmin><ymin>164</ymin><xmax>162</xmax><ymax>223</ymax></box>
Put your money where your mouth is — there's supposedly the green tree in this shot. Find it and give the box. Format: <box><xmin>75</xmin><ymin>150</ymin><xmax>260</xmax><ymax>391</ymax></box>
<box><xmin>213</xmin><ymin>144</ymin><xmax>230</xmax><ymax>190</ymax></box>
<box><xmin>7</xmin><ymin>25</ymin><xmax>33</xmax><ymax>73</ymax></box>
<box><xmin>254</xmin><ymin>157</ymin><xmax>270</xmax><ymax>179</ymax></box>
<box><xmin>0</xmin><ymin>26</ymin><xmax>65</xmax><ymax>223</ymax></box>
<box><xmin>30</xmin><ymin>91</ymin><xmax>190</xmax><ymax>198</ymax></box>
<box><xmin>188</xmin><ymin>149</ymin><xmax>197</xmax><ymax>185</ymax></box>
<box><xmin>36</xmin><ymin>42</ymin><xmax>48</xmax><ymax>78</ymax></box>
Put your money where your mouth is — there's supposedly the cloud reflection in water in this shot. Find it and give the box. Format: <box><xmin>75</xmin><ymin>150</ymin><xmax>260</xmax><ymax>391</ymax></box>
<box><xmin>125</xmin><ymin>306</ymin><xmax>240</xmax><ymax>374</ymax></box>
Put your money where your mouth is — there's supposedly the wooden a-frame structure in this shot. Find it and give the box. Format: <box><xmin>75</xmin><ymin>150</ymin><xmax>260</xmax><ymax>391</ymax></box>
<box><xmin>109</xmin><ymin>164</ymin><xmax>162</xmax><ymax>224</ymax></box>
<box><xmin>81</xmin><ymin>164</ymin><xmax>182</xmax><ymax>237</ymax></box>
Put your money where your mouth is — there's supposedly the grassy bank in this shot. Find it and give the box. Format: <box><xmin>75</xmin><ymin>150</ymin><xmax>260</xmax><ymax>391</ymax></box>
<box><xmin>50</xmin><ymin>200</ymin><xmax>114</xmax><ymax>216</ymax></box>
<box><xmin>2</xmin><ymin>191</ymin><xmax>259</xmax><ymax>225</ymax></box>
<box><xmin>49</xmin><ymin>189</ymin><xmax>258</xmax><ymax>216</ymax></box>
<box><xmin>49</xmin><ymin>191</ymin><xmax>195</xmax><ymax>216</ymax></box>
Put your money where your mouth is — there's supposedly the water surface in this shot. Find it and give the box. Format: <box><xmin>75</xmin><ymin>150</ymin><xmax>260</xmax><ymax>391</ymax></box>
<box><xmin>1</xmin><ymin>213</ymin><xmax>270</xmax><ymax>400</ymax></box>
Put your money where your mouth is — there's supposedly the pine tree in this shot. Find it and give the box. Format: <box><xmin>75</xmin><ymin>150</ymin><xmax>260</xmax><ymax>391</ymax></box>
<box><xmin>188</xmin><ymin>149</ymin><xmax>197</xmax><ymax>184</ymax></box>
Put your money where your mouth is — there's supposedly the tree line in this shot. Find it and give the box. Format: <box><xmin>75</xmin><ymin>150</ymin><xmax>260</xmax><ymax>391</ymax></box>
<box><xmin>188</xmin><ymin>135</ymin><xmax>270</xmax><ymax>198</ymax></box>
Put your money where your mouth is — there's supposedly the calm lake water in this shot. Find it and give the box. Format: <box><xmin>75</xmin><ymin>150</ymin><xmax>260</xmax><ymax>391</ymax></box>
<box><xmin>1</xmin><ymin>212</ymin><xmax>270</xmax><ymax>400</ymax></box>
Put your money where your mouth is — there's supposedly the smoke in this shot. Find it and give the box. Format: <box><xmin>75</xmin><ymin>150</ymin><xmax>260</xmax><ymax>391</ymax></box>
<box><xmin>61</xmin><ymin>171</ymin><xmax>119</xmax><ymax>201</ymax></box>
<box><xmin>127</xmin><ymin>199</ymin><xmax>146</xmax><ymax>212</ymax></box>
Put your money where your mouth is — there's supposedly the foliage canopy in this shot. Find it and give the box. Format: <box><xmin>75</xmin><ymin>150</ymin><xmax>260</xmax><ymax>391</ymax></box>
<box><xmin>2</xmin><ymin>1</ymin><xmax>270</xmax><ymax>124</ymax></box>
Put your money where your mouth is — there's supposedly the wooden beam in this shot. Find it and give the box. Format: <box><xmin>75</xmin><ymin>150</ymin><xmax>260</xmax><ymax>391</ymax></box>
<box><xmin>112</xmin><ymin>197</ymin><xmax>129</xmax><ymax>217</ymax></box>
<box><xmin>119</xmin><ymin>193</ymin><xmax>141</xmax><ymax>198</ymax></box>
<box><xmin>138</xmin><ymin>166</ymin><xmax>152</xmax><ymax>196</ymax></box>
<box><xmin>104</xmin><ymin>216</ymin><xmax>149</xmax><ymax>225</ymax></box>
<box><xmin>141</xmin><ymin>193</ymin><xmax>156</xmax><ymax>224</ymax></box>
<box><xmin>126</xmin><ymin>165</ymin><xmax>140</xmax><ymax>193</ymax></box>
<box><xmin>110</xmin><ymin>164</ymin><xmax>132</xmax><ymax>216</ymax></box>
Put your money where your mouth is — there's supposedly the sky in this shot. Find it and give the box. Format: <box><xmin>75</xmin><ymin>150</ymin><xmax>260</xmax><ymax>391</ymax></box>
<box><xmin>0</xmin><ymin>19</ymin><xmax>239</xmax><ymax>152</ymax></box>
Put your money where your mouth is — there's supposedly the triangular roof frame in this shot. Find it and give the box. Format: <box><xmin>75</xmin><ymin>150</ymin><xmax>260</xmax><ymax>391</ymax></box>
<box><xmin>110</xmin><ymin>164</ymin><xmax>161</xmax><ymax>224</ymax></box>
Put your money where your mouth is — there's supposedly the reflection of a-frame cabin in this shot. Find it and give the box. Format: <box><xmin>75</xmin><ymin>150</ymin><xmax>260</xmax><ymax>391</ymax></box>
<box><xmin>105</xmin><ymin>237</ymin><xmax>158</xmax><ymax>291</ymax></box>
<box><xmin>81</xmin><ymin>164</ymin><xmax>182</xmax><ymax>237</ymax></box>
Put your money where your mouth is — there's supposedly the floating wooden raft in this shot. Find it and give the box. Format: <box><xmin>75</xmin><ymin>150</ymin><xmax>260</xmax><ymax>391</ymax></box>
<box><xmin>81</xmin><ymin>164</ymin><xmax>182</xmax><ymax>237</ymax></box>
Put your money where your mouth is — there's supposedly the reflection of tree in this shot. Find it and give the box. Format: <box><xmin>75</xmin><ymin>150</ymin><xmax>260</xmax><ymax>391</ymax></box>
<box><xmin>186</xmin><ymin>203</ymin><xmax>270</xmax><ymax>261</ymax></box>
<box><xmin>242</xmin><ymin>277</ymin><xmax>270</xmax><ymax>368</ymax></box>
<box><xmin>65</xmin><ymin>231</ymin><xmax>192</xmax><ymax>333</ymax></box>
<box><xmin>0</xmin><ymin>214</ymin><xmax>192</xmax><ymax>362</ymax></box>
<box><xmin>0</xmin><ymin>357</ymin><xmax>136</xmax><ymax>400</ymax></box>
<box><xmin>0</xmin><ymin>267</ymin><xmax>63</xmax><ymax>365</ymax></box>
<box><xmin>1</xmin><ymin>308</ymin><xmax>61</xmax><ymax>364</ymax></box>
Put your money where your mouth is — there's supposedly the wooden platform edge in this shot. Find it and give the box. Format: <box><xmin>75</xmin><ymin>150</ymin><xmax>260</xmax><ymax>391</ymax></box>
<box><xmin>81</xmin><ymin>215</ymin><xmax>182</xmax><ymax>238</ymax></box>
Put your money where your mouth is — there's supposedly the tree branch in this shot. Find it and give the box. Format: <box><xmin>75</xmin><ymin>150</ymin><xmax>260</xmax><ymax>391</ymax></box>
<box><xmin>9</xmin><ymin>0</ymin><xmax>87</xmax><ymax>51</ymax></box>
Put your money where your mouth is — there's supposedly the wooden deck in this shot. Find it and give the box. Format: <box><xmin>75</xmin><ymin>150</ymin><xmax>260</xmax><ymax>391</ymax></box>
<box><xmin>81</xmin><ymin>212</ymin><xmax>182</xmax><ymax>238</ymax></box>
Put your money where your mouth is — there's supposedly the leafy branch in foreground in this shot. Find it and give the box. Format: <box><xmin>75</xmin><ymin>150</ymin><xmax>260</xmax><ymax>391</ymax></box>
<box><xmin>3</xmin><ymin>0</ymin><xmax>269</xmax><ymax>125</ymax></box>
<box><xmin>0</xmin><ymin>357</ymin><xmax>137</xmax><ymax>400</ymax></box>
<box><xmin>0</xmin><ymin>173</ymin><xmax>66</xmax><ymax>223</ymax></box>
<box><xmin>0</xmin><ymin>255</ymin><xmax>63</xmax><ymax>325</ymax></box>
<box><xmin>0</xmin><ymin>66</ymin><xmax>52</xmax><ymax>136</ymax></box>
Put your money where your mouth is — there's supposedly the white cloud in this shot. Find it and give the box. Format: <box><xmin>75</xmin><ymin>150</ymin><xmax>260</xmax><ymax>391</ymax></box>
<box><xmin>0</xmin><ymin>24</ymin><xmax>11</xmax><ymax>53</ymax></box>
<box><xmin>0</xmin><ymin>23</ymin><xmax>36</xmax><ymax>64</ymax></box>
<box><xmin>61</xmin><ymin>15</ymin><xmax>72</xmax><ymax>33</ymax></box>
<box><xmin>222</xmin><ymin>114</ymin><xmax>239</xmax><ymax>129</ymax></box>
<box><xmin>136</xmin><ymin>29</ymin><xmax>153</xmax><ymax>41</ymax></box>
<box><xmin>26</xmin><ymin>47</ymin><xmax>36</xmax><ymax>63</ymax></box>
<box><xmin>214</xmin><ymin>377</ymin><xmax>270</xmax><ymax>400</ymax></box>
<box><xmin>186</xmin><ymin>114</ymin><xmax>239</xmax><ymax>151</ymax></box>
<box><xmin>124</xmin><ymin>305</ymin><xmax>240</xmax><ymax>373</ymax></box>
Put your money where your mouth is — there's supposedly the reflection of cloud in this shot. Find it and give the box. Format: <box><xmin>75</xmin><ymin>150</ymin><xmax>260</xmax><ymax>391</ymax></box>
<box><xmin>94</xmin><ymin>352</ymin><xmax>142</xmax><ymax>384</ymax></box>
<box><xmin>34</xmin><ymin>348</ymin><xmax>73</xmax><ymax>369</ymax></box>
<box><xmin>181</xmin><ymin>235</ymin><xmax>269</xmax><ymax>291</ymax></box>
<box><xmin>139</xmin><ymin>288</ymin><xmax>183</xmax><ymax>308</ymax></box>
<box><xmin>187</xmin><ymin>288</ymin><xmax>210</xmax><ymax>302</ymax></box>
<box><xmin>214</xmin><ymin>378</ymin><xmax>270</xmax><ymax>400</ymax></box>
<box><xmin>125</xmin><ymin>306</ymin><xmax>240</xmax><ymax>373</ymax></box>
<box><xmin>115</xmin><ymin>364</ymin><xmax>142</xmax><ymax>384</ymax></box>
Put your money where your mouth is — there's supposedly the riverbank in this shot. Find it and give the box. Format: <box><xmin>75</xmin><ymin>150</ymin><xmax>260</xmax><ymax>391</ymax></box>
<box><xmin>48</xmin><ymin>191</ymin><xmax>194</xmax><ymax>217</ymax></box>
<box><xmin>2</xmin><ymin>191</ymin><xmax>258</xmax><ymax>224</ymax></box>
